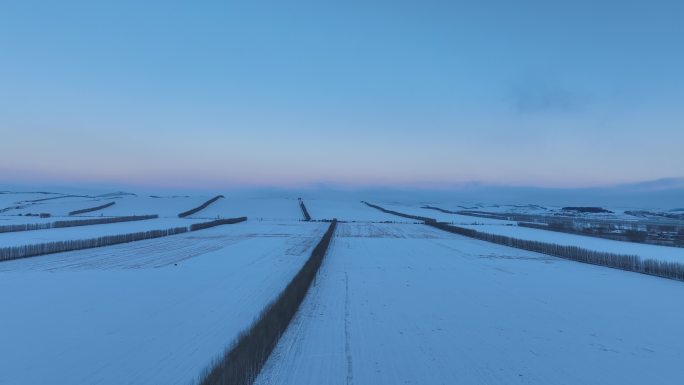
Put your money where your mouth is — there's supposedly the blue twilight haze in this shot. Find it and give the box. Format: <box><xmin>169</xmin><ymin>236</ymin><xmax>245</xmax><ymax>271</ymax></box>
<box><xmin>1</xmin><ymin>0</ymin><xmax>682</xmax><ymax>189</ymax></box>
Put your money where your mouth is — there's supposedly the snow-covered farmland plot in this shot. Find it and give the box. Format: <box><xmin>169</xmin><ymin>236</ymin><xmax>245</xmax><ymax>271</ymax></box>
<box><xmin>460</xmin><ymin>223</ymin><xmax>684</xmax><ymax>263</ymax></box>
<box><xmin>77</xmin><ymin>195</ymin><xmax>212</xmax><ymax>218</ymax></box>
<box><xmin>0</xmin><ymin>221</ymin><xmax>327</xmax><ymax>385</ymax></box>
<box><xmin>188</xmin><ymin>197</ymin><xmax>303</xmax><ymax>221</ymax></box>
<box><xmin>378</xmin><ymin>202</ymin><xmax>517</xmax><ymax>224</ymax></box>
<box><xmin>3</xmin><ymin>190</ymin><xmax>684</xmax><ymax>385</ymax></box>
<box><xmin>256</xmin><ymin>222</ymin><xmax>684</xmax><ymax>385</ymax></box>
<box><xmin>304</xmin><ymin>199</ymin><xmax>409</xmax><ymax>222</ymax></box>
<box><xmin>0</xmin><ymin>217</ymin><xmax>202</xmax><ymax>248</ymax></box>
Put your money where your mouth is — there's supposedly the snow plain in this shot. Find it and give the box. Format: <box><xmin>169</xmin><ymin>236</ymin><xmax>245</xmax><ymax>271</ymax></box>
<box><xmin>305</xmin><ymin>199</ymin><xmax>409</xmax><ymax>222</ymax></box>
<box><xmin>2</xmin><ymin>190</ymin><xmax>684</xmax><ymax>385</ymax></box>
<box><xmin>459</xmin><ymin>223</ymin><xmax>684</xmax><ymax>263</ymax></box>
<box><xmin>0</xmin><ymin>221</ymin><xmax>327</xmax><ymax>385</ymax></box>
<box><xmin>188</xmin><ymin>197</ymin><xmax>303</xmax><ymax>221</ymax></box>
<box><xmin>256</xmin><ymin>222</ymin><xmax>684</xmax><ymax>385</ymax></box>
<box><xmin>369</xmin><ymin>202</ymin><xmax>683</xmax><ymax>263</ymax></box>
<box><xmin>0</xmin><ymin>217</ymin><xmax>204</xmax><ymax>248</ymax></box>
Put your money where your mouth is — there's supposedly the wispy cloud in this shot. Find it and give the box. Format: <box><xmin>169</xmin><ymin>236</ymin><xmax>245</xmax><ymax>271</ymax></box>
<box><xmin>508</xmin><ymin>80</ymin><xmax>588</xmax><ymax>115</ymax></box>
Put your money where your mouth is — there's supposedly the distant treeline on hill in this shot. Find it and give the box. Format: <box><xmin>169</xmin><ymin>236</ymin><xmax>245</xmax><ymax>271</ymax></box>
<box><xmin>69</xmin><ymin>201</ymin><xmax>115</xmax><ymax>215</ymax></box>
<box><xmin>562</xmin><ymin>206</ymin><xmax>613</xmax><ymax>214</ymax></box>
<box><xmin>0</xmin><ymin>215</ymin><xmax>158</xmax><ymax>234</ymax></box>
<box><xmin>178</xmin><ymin>195</ymin><xmax>225</xmax><ymax>218</ymax></box>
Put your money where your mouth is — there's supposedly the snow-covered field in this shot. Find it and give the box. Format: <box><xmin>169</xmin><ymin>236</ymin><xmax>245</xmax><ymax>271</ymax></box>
<box><xmin>1</xmin><ymin>190</ymin><xmax>683</xmax><ymax>385</ymax></box>
<box><xmin>305</xmin><ymin>199</ymin><xmax>408</xmax><ymax>222</ymax></box>
<box><xmin>256</xmin><ymin>222</ymin><xmax>684</xmax><ymax>385</ymax></box>
<box><xmin>378</xmin><ymin>201</ymin><xmax>516</xmax><ymax>224</ymax></box>
<box><xmin>0</xmin><ymin>217</ymin><xmax>203</xmax><ymax>248</ymax></box>
<box><xmin>367</xmin><ymin>202</ymin><xmax>683</xmax><ymax>263</ymax></box>
<box><xmin>460</xmin><ymin>223</ymin><xmax>684</xmax><ymax>263</ymax></box>
<box><xmin>188</xmin><ymin>197</ymin><xmax>303</xmax><ymax>221</ymax></box>
<box><xmin>0</xmin><ymin>221</ymin><xmax>327</xmax><ymax>385</ymax></box>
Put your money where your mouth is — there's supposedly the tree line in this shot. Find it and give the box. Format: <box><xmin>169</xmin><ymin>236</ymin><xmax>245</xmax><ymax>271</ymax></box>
<box><xmin>69</xmin><ymin>201</ymin><xmax>115</xmax><ymax>215</ymax></box>
<box><xmin>199</xmin><ymin>219</ymin><xmax>338</xmax><ymax>385</ymax></box>
<box><xmin>362</xmin><ymin>201</ymin><xmax>430</xmax><ymax>221</ymax></box>
<box><xmin>178</xmin><ymin>195</ymin><xmax>225</xmax><ymax>218</ymax></box>
<box><xmin>0</xmin><ymin>227</ymin><xmax>188</xmax><ymax>262</ymax></box>
<box><xmin>0</xmin><ymin>215</ymin><xmax>157</xmax><ymax>234</ymax></box>
<box><xmin>0</xmin><ymin>216</ymin><xmax>248</xmax><ymax>262</ymax></box>
<box><xmin>426</xmin><ymin>220</ymin><xmax>684</xmax><ymax>281</ymax></box>
<box><xmin>298</xmin><ymin>198</ymin><xmax>311</xmax><ymax>221</ymax></box>
<box><xmin>189</xmin><ymin>217</ymin><xmax>247</xmax><ymax>231</ymax></box>
<box><xmin>363</xmin><ymin>202</ymin><xmax>684</xmax><ymax>282</ymax></box>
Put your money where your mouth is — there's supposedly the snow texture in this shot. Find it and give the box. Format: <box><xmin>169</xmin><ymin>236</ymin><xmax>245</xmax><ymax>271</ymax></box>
<box><xmin>256</xmin><ymin>223</ymin><xmax>684</xmax><ymax>385</ymax></box>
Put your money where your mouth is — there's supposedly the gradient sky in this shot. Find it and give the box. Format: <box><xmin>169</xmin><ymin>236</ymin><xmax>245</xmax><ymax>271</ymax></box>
<box><xmin>1</xmin><ymin>0</ymin><xmax>682</xmax><ymax>189</ymax></box>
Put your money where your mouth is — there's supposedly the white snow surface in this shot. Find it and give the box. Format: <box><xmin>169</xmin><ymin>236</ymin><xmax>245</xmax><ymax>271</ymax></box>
<box><xmin>378</xmin><ymin>202</ymin><xmax>517</xmax><ymax>224</ymax></box>
<box><xmin>0</xmin><ymin>221</ymin><xmax>327</xmax><ymax>385</ymax></box>
<box><xmin>0</xmin><ymin>217</ymin><xmax>203</xmax><ymax>248</ymax></box>
<box><xmin>305</xmin><ymin>199</ymin><xmax>409</xmax><ymax>222</ymax></box>
<box><xmin>188</xmin><ymin>197</ymin><xmax>302</xmax><ymax>221</ymax></box>
<box><xmin>256</xmin><ymin>222</ymin><xmax>684</xmax><ymax>385</ymax></box>
<box><xmin>87</xmin><ymin>195</ymin><xmax>211</xmax><ymax>217</ymax></box>
<box><xmin>2</xmin><ymin>189</ymin><xmax>684</xmax><ymax>385</ymax></box>
<box><xmin>460</xmin><ymin>223</ymin><xmax>684</xmax><ymax>263</ymax></box>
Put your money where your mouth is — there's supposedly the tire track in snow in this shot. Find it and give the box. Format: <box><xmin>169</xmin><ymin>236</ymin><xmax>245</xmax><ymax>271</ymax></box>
<box><xmin>345</xmin><ymin>271</ymin><xmax>354</xmax><ymax>385</ymax></box>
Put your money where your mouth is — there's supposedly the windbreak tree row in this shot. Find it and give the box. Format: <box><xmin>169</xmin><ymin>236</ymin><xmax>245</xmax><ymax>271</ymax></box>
<box><xmin>298</xmin><ymin>198</ymin><xmax>311</xmax><ymax>221</ymax></box>
<box><xmin>0</xmin><ymin>227</ymin><xmax>188</xmax><ymax>262</ymax></box>
<box><xmin>178</xmin><ymin>195</ymin><xmax>225</xmax><ymax>218</ymax></box>
<box><xmin>0</xmin><ymin>215</ymin><xmax>158</xmax><ymax>234</ymax></box>
<box><xmin>363</xmin><ymin>202</ymin><xmax>684</xmax><ymax>282</ymax></box>
<box><xmin>425</xmin><ymin>220</ymin><xmax>684</xmax><ymax>281</ymax></box>
<box><xmin>189</xmin><ymin>217</ymin><xmax>247</xmax><ymax>231</ymax></box>
<box><xmin>421</xmin><ymin>205</ymin><xmax>458</xmax><ymax>214</ymax></box>
<box><xmin>68</xmin><ymin>201</ymin><xmax>115</xmax><ymax>215</ymax></box>
<box><xmin>200</xmin><ymin>220</ymin><xmax>338</xmax><ymax>385</ymax></box>
<box><xmin>362</xmin><ymin>201</ymin><xmax>430</xmax><ymax>221</ymax></box>
<box><xmin>0</xmin><ymin>216</ymin><xmax>250</xmax><ymax>262</ymax></box>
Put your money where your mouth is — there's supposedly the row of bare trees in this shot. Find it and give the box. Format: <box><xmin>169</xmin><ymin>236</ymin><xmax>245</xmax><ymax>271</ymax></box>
<box><xmin>427</xmin><ymin>220</ymin><xmax>684</xmax><ymax>281</ymax></box>
<box><xmin>200</xmin><ymin>219</ymin><xmax>338</xmax><ymax>385</ymax></box>
<box><xmin>0</xmin><ymin>215</ymin><xmax>157</xmax><ymax>234</ymax></box>
<box><xmin>362</xmin><ymin>201</ymin><xmax>430</xmax><ymax>221</ymax></box>
<box><xmin>0</xmin><ymin>215</ymin><xmax>249</xmax><ymax>262</ymax></box>
<box><xmin>190</xmin><ymin>217</ymin><xmax>247</xmax><ymax>231</ymax></box>
<box><xmin>363</xmin><ymin>202</ymin><xmax>684</xmax><ymax>282</ymax></box>
<box><xmin>298</xmin><ymin>198</ymin><xmax>311</xmax><ymax>221</ymax></box>
<box><xmin>178</xmin><ymin>195</ymin><xmax>225</xmax><ymax>218</ymax></box>
<box><xmin>0</xmin><ymin>227</ymin><xmax>188</xmax><ymax>262</ymax></box>
<box><xmin>68</xmin><ymin>201</ymin><xmax>115</xmax><ymax>215</ymax></box>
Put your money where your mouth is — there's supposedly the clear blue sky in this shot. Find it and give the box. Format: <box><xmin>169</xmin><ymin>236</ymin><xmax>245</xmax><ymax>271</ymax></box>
<box><xmin>1</xmin><ymin>0</ymin><xmax>682</xmax><ymax>189</ymax></box>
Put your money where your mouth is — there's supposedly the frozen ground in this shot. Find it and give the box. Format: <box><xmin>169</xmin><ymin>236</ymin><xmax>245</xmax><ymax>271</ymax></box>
<box><xmin>256</xmin><ymin>222</ymin><xmax>684</xmax><ymax>385</ymax></box>
<box><xmin>0</xmin><ymin>221</ymin><xmax>327</xmax><ymax>385</ymax></box>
